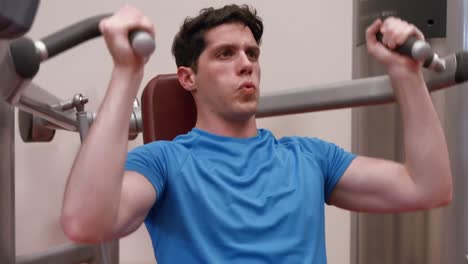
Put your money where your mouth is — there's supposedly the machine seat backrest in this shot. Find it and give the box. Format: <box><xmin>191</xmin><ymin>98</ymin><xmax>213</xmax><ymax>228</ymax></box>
<box><xmin>141</xmin><ymin>74</ymin><xmax>196</xmax><ymax>143</ymax></box>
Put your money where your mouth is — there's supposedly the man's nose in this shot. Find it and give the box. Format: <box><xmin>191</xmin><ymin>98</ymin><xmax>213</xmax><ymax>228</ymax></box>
<box><xmin>238</xmin><ymin>52</ymin><xmax>253</xmax><ymax>75</ymax></box>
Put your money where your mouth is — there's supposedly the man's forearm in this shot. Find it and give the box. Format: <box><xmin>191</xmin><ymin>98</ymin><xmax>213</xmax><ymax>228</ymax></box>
<box><xmin>61</xmin><ymin>67</ymin><xmax>143</xmax><ymax>241</ymax></box>
<box><xmin>389</xmin><ymin>68</ymin><xmax>453</xmax><ymax>207</ymax></box>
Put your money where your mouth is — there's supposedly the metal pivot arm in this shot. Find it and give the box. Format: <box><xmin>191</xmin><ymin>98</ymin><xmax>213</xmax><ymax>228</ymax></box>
<box><xmin>38</xmin><ymin>14</ymin><xmax>155</xmax><ymax>61</ymax></box>
<box><xmin>18</xmin><ymin>90</ymin><xmax>143</xmax><ymax>142</ymax></box>
<box><xmin>0</xmin><ymin>12</ymin><xmax>155</xmax><ymax>140</ymax></box>
<box><xmin>16</xmin><ymin>83</ymin><xmax>79</xmax><ymax>131</ymax></box>
<box><xmin>257</xmin><ymin>52</ymin><xmax>468</xmax><ymax>118</ymax></box>
<box><xmin>1</xmin><ymin>13</ymin><xmax>155</xmax><ymax>105</ymax></box>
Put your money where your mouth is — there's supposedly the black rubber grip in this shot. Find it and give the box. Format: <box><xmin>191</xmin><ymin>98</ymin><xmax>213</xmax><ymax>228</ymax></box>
<box><xmin>9</xmin><ymin>37</ymin><xmax>41</xmax><ymax>78</ymax></box>
<box><xmin>376</xmin><ymin>32</ymin><xmax>418</xmax><ymax>57</ymax></box>
<box><xmin>376</xmin><ymin>32</ymin><xmax>435</xmax><ymax>68</ymax></box>
<box><xmin>40</xmin><ymin>14</ymin><xmax>110</xmax><ymax>59</ymax></box>
<box><xmin>455</xmin><ymin>52</ymin><xmax>468</xmax><ymax>83</ymax></box>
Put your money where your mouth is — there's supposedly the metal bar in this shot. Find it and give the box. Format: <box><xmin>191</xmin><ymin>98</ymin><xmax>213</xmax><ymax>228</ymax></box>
<box><xmin>443</xmin><ymin>0</ymin><xmax>468</xmax><ymax>263</ymax></box>
<box><xmin>15</xmin><ymin>83</ymin><xmax>78</xmax><ymax>131</ymax></box>
<box><xmin>0</xmin><ymin>83</ymin><xmax>15</xmax><ymax>264</ymax></box>
<box><xmin>257</xmin><ymin>54</ymin><xmax>457</xmax><ymax>118</ymax></box>
<box><xmin>0</xmin><ymin>41</ymin><xmax>15</xmax><ymax>264</ymax></box>
<box><xmin>16</xmin><ymin>243</ymin><xmax>96</xmax><ymax>264</ymax></box>
<box><xmin>92</xmin><ymin>241</ymin><xmax>119</xmax><ymax>264</ymax></box>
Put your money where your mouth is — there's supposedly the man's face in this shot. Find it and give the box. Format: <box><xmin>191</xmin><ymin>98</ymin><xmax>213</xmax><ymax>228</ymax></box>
<box><xmin>192</xmin><ymin>22</ymin><xmax>261</xmax><ymax>122</ymax></box>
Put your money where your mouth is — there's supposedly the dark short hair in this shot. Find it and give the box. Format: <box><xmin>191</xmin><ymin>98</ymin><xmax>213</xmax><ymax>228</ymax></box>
<box><xmin>171</xmin><ymin>4</ymin><xmax>263</xmax><ymax>72</ymax></box>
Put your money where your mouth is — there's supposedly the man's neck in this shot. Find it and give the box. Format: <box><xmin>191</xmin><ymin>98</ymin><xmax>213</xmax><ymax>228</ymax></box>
<box><xmin>195</xmin><ymin>113</ymin><xmax>258</xmax><ymax>138</ymax></box>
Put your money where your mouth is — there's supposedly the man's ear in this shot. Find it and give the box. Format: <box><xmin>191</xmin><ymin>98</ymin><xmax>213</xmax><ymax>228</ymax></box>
<box><xmin>177</xmin><ymin>66</ymin><xmax>196</xmax><ymax>92</ymax></box>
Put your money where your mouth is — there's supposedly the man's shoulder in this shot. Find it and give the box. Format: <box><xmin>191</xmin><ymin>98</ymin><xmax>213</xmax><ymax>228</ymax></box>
<box><xmin>129</xmin><ymin>133</ymin><xmax>195</xmax><ymax>162</ymax></box>
<box><xmin>277</xmin><ymin>134</ymin><xmax>324</xmax><ymax>147</ymax></box>
<box><xmin>141</xmin><ymin>131</ymin><xmax>197</xmax><ymax>150</ymax></box>
<box><xmin>275</xmin><ymin>135</ymin><xmax>345</xmax><ymax>159</ymax></box>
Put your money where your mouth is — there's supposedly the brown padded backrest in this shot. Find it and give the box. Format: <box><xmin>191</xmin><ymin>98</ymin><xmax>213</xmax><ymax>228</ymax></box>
<box><xmin>141</xmin><ymin>74</ymin><xmax>197</xmax><ymax>143</ymax></box>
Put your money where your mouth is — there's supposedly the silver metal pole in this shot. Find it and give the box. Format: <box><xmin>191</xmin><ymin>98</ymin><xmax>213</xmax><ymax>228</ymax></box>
<box><xmin>16</xmin><ymin>243</ymin><xmax>95</xmax><ymax>264</ymax></box>
<box><xmin>442</xmin><ymin>0</ymin><xmax>468</xmax><ymax>262</ymax></box>
<box><xmin>0</xmin><ymin>42</ymin><xmax>15</xmax><ymax>264</ymax></box>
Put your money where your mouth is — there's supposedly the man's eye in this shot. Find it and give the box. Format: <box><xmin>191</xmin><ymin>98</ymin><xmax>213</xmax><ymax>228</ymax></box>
<box><xmin>247</xmin><ymin>50</ymin><xmax>259</xmax><ymax>60</ymax></box>
<box><xmin>218</xmin><ymin>50</ymin><xmax>233</xmax><ymax>58</ymax></box>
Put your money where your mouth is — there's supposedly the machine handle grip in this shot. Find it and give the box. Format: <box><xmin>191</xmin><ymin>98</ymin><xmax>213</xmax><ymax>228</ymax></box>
<box><xmin>40</xmin><ymin>14</ymin><xmax>155</xmax><ymax>59</ymax></box>
<box><xmin>376</xmin><ymin>32</ymin><xmax>445</xmax><ymax>72</ymax></box>
<box><xmin>376</xmin><ymin>32</ymin><xmax>433</xmax><ymax>64</ymax></box>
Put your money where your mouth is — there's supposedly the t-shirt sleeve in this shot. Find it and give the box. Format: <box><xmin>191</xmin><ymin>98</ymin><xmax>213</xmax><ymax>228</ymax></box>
<box><xmin>320</xmin><ymin>140</ymin><xmax>356</xmax><ymax>203</ymax></box>
<box><xmin>125</xmin><ymin>143</ymin><xmax>168</xmax><ymax>200</ymax></box>
<box><xmin>299</xmin><ymin>137</ymin><xmax>357</xmax><ymax>203</ymax></box>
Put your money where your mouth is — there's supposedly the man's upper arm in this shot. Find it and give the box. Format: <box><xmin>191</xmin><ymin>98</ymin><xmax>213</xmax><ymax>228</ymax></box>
<box><xmin>328</xmin><ymin>156</ymin><xmax>423</xmax><ymax>213</ymax></box>
<box><xmin>109</xmin><ymin>171</ymin><xmax>156</xmax><ymax>239</ymax></box>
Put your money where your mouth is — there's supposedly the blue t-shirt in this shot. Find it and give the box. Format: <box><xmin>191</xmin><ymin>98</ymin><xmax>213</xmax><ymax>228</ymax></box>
<box><xmin>125</xmin><ymin>128</ymin><xmax>356</xmax><ymax>264</ymax></box>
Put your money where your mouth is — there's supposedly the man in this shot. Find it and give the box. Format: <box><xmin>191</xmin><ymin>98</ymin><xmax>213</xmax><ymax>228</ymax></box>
<box><xmin>61</xmin><ymin>4</ymin><xmax>452</xmax><ymax>263</ymax></box>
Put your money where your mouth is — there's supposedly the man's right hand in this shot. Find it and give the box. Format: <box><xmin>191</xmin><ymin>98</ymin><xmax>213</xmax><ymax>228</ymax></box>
<box><xmin>99</xmin><ymin>5</ymin><xmax>155</xmax><ymax>70</ymax></box>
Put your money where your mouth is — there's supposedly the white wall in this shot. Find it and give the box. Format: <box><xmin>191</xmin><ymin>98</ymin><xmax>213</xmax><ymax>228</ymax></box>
<box><xmin>15</xmin><ymin>1</ymin><xmax>352</xmax><ymax>263</ymax></box>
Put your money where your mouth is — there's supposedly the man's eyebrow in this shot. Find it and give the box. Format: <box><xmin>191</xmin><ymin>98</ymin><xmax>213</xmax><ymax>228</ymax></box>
<box><xmin>246</xmin><ymin>45</ymin><xmax>260</xmax><ymax>53</ymax></box>
<box><xmin>209</xmin><ymin>43</ymin><xmax>237</xmax><ymax>51</ymax></box>
<box><xmin>210</xmin><ymin>43</ymin><xmax>260</xmax><ymax>51</ymax></box>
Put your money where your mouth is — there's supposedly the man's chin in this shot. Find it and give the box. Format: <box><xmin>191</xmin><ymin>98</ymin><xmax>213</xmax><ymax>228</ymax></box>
<box><xmin>239</xmin><ymin>107</ymin><xmax>258</xmax><ymax>120</ymax></box>
<box><xmin>241</xmin><ymin>100</ymin><xmax>258</xmax><ymax>112</ymax></box>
